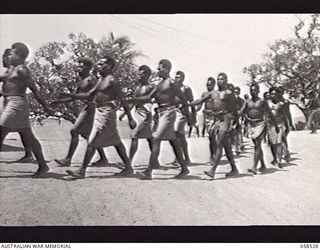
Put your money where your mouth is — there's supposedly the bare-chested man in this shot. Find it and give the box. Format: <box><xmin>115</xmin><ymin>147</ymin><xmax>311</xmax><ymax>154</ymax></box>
<box><xmin>198</xmin><ymin>77</ymin><xmax>215</xmax><ymax>138</ymax></box>
<box><xmin>0</xmin><ymin>48</ymin><xmax>34</xmax><ymax>163</ymax></box>
<box><xmin>196</xmin><ymin>77</ymin><xmax>216</xmax><ymax>161</ymax></box>
<box><xmin>263</xmin><ymin>91</ymin><xmax>271</xmax><ymax>143</ymax></box>
<box><xmin>267</xmin><ymin>87</ymin><xmax>290</xmax><ymax>168</ymax></box>
<box><xmin>0</xmin><ymin>42</ymin><xmax>55</xmax><ymax>177</ymax></box>
<box><xmin>126</xmin><ymin>65</ymin><xmax>155</xmax><ymax>163</ymax></box>
<box><xmin>190</xmin><ymin>72</ymin><xmax>239</xmax><ymax>179</ymax></box>
<box><xmin>131</xmin><ymin>59</ymin><xmax>192</xmax><ymax>180</ymax></box>
<box><xmin>61</xmin><ymin>56</ymin><xmax>136</xmax><ymax>178</ymax></box>
<box><xmin>52</xmin><ymin>57</ymin><xmax>108</xmax><ymax>167</ymax></box>
<box><xmin>171</xmin><ymin>71</ymin><xmax>196</xmax><ymax>165</ymax></box>
<box><xmin>243</xmin><ymin>93</ymin><xmax>250</xmax><ymax>138</ymax></box>
<box><xmin>306</xmin><ymin>92</ymin><xmax>320</xmax><ymax>134</ymax></box>
<box><xmin>278</xmin><ymin>86</ymin><xmax>295</xmax><ymax>161</ymax></box>
<box><xmin>234</xmin><ymin>86</ymin><xmax>245</xmax><ymax>154</ymax></box>
<box><xmin>239</xmin><ymin>83</ymin><xmax>279</xmax><ymax>174</ymax></box>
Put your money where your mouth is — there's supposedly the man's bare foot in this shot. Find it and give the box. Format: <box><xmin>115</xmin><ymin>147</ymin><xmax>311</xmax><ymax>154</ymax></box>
<box><xmin>206</xmin><ymin>158</ymin><xmax>214</xmax><ymax>166</ymax></box>
<box><xmin>247</xmin><ymin>168</ymin><xmax>257</xmax><ymax>175</ymax></box>
<box><xmin>137</xmin><ymin>171</ymin><xmax>152</xmax><ymax>180</ymax></box>
<box><xmin>153</xmin><ymin>163</ymin><xmax>162</xmax><ymax>169</ymax></box>
<box><xmin>90</xmin><ymin>158</ymin><xmax>109</xmax><ymax>167</ymax></box>
<box><xmin>66</xmin><ymin>169</ymin><xmax>85</xmax><ymax>179</ymax></box>
<box><xmin>32</xmin><ymin>165</ymin><xmax>50</xmax><ymax>178</ymax></box>
<box><xmin>174</xmin><ymin>168</ymin><xmax>190</xmax><ymax>179</ymax></box>
<box><xmin>114</xmin><ymin>168</ymin><xmax>134</xmax><ymax>177</ymax></box>
<box><xmin>284</xmin><ymin>153</ymin><xmax>290</xmax><ymax>163</ymax></box>
<box><xmin>168</xmin><ymin>160</ymin><xmax>179</xmax><ymax>166</ymax></box>
<box><xmin>226</xmin><ymin>169</ymin><xmax>239</xmax><ymax>177</ymax></box>
<box><xmin>278</xmin><ymin>162</ymin><xmax>283</xmax><ymax>169</ymax></box>
<box><xmin>204</xmin><ymin>170</ymin><xmax>215</xmax><ymax>179</ymax></box>
<box><xmin>257</xmin><ymin>166</ymin><xmax>267</xmax><ymax>173</ymax></box>
<box><xmin>15</xmin><ymin>155</ymin><xmax>35</xmax><ymax>163</ymax></box>
<box><xmin>270</xmin><ymin>160</ymin><xmax>278</xmax><ymax>166</ymax></box>
<box><xmin>55</xmin><ymin>158</ymin><xmax>71</xmax><ymax>167</ymax></box>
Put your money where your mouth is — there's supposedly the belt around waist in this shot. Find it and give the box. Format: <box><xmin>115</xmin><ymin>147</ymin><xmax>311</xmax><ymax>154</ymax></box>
<box><xmin>204</xmin><ymin>110</ymin><xmax>229</xmax><ymax>117</ymax></box>
<box><xmin>95</xmin><ymin>102</ymin><xmax>117</xmax><ymax>109</ymax></box>
<box><xmin>248</xmin><ymin>118</ymin><xmax>264</xmax><ymax>123</ymax></box>
<box><xmin>157</xmin><ymin>105</ymin><xmax>176</xmax><ymax>112</ymax></box>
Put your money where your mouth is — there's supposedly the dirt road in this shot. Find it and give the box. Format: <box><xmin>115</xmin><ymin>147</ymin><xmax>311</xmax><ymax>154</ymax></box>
<box><xmin>1</xmin><ymin>120</ymin><xmax>319</xmax><ymax>225</ymax></box>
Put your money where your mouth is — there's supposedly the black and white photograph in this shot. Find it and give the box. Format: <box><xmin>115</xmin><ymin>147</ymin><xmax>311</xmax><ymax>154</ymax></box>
<box><xmin>1</xmin><ymin>12</ymin><xmax>320</xmax><ymax>242</ymax></box>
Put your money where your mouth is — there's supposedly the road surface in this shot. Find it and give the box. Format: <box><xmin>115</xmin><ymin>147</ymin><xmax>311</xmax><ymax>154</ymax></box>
<box><xmin>1</xmin><ymin>120</ymin><xmax>319</xmax><ymax>225</ymax></box>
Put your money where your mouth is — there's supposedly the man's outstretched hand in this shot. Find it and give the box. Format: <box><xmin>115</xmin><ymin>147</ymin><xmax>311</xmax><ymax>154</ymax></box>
<box><xmin>129</xmin><ymin>119</ymin><xmax>137</xmax><ymax>129</ymax></box>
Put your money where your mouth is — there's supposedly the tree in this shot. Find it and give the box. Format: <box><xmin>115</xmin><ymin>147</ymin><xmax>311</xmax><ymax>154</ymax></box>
<box><xmin>243</xmin><ymin>14</ymin><xmax>320</xmax><ymax>122</ymax></box>
<box><xmin>27</xmin><ymin>32</ymin><xmax>144</xmax><ymax>123</ymax></box>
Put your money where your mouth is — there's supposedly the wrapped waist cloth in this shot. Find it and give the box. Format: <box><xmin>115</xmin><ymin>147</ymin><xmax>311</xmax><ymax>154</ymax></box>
<box><xmin>152</xmin><ymin>107</ymin><xmax>176</xmax><ymax>140</ymax></box>
<box><xmin>131</xmin><ymin>107</ymin><xmax>152</xmax><ymax>139</ymax></box>
<box><xmin>87</xmin><ymin>106</ymin><xmax>121</xmax><ymax>147</ymax></box>
<box><xmin>267</xmin><ymin>122</ymin><xmax>285</xmax><ymax>144</ymax></box>
<box><xmin>248</xmin><ymin>119</ymin><xmax>266</xmax><ymax>140</ymax></box>
<box><xmin>174</xmin><ymin>108</ymin><xmax>187</xmax><ymax>135</ymax></box>
<box><xmin>206</xmin><ymin>116</ymin><xmax>232</xmax><ymax>137</ymax></box>
<box><xmin>72</xmin><ymin>102</ymin><xmax>95</xmax><ymax>139</ymax></box>
<box><xmin>0</xmin><ymin>96</ymin><xmax>30</xmax><ymax>131</ymax></box>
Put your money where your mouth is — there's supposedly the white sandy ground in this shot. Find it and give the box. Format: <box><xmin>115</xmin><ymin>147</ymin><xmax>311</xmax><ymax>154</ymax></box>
<box><xmin>0</xmin><ymin>120</ymin><xmax>320</xmax><ymax>226</ymax></box>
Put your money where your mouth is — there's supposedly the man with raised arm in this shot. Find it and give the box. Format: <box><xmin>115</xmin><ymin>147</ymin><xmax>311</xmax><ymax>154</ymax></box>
<box><xmin>127</xmin><ymin>65</ymin><xmax>155</xmax><ymax>163</ymax></box>
<box><xmin>171</xmin><ymin>70</ymin><xmax>196</xmax><ymax>165</ymax></box>
<box><xmin>52</xmin><ymin>57</ymin><xmax>108</xmax><ymax>167</ymax></box>
<box><xmin>195</xmin><ymin>77</ymin><xmax>216</xmax><ymax>162</ymax></box>
<box><xmin>189</xmin><ymin>72</ymin><xmax>239</xmax><ymax>179</ymax></box>
<box><xmin>0</xmin><ymin>43</ymin><xmax>55</xmax><ymax>177</ymax></box>
<box><xmin>61</xmin><ymin>56</ymin><xmax>136</xmax><ymax>178</ymax></box>
<box><xmin>129</xmin><ymin>59</ymin><xmax>192</xmax><ymax>180</ymax></box>
<box><xmin>0</xmin><ymin>48</ymin><xmax>34</xmax><ymax>163</ymax></box>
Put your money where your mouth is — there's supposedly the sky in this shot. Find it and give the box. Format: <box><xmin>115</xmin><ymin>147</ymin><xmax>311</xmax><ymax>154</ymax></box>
<box><xmin>0</xmin><ymin>14</ymin><xmax>310</xmax><ymax>98</ymax></box>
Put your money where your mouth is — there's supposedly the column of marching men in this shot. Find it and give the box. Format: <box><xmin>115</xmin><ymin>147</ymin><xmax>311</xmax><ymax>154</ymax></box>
<box><xmin>0</xmin><ymin>42</ymin><xmax>296</xmax><ymax>179</ymax></box>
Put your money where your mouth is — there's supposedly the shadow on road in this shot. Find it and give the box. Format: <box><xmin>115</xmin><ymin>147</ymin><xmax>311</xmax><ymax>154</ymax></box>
<box><xmin>88</xmin><ymin>162</ymin><xmax>124</xmax><ymax>169</ymax></box>
<box><xmin>0</xmin><ymin>144</ymin><xmax>24</xmax><ymax>152</ymax></box>
<box><xmin>218</xmin><ymin>173</ymin><xmax>254</xmax><ymax>180</ymax></box>
<box><xmin>134</xmin><ymin>165</ymin><xmax>180</xmax><ymax>171</ymax></box>
<box><xmin>0</xmin><ymin>172</ymin><xmax>69</xmax><ymax>180</ymax></box>
<box><xmin>0</xmin><ymin>170</ymin><xmax>34</xmax><ymax>174</ymax></box>
<box><xmin>0</xmin><ymin>160</ymin><xmax>50</xmax><ymax>164</ymax></box>
<box><xmin>258</xmin><ymin>167</ymin><xmax>289</xmax><ymax>175</ymax></box>
<box><xmin>202</xmin><ymin>173</ymin><xmax>254</xmax><ymax>181</ymax></box>
<box><xmin>281</xmin><ymin>162</ymin><xmax>298</xmax><ymax>168</ymax></box>
<box><xmin>152</xmin><ymin>175</ymin><xmax>203</xmax><ymax>181</ymax></box>
<box><xmin>285</xmin><ymin>157</ymin><xmax>301</xmax><ymax>165</ymax></box>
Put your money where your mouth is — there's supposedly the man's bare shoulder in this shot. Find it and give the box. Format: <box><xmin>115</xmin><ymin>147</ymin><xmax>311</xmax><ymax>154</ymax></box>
<box><xmin>16</xmin><ymin>65</ymin><xmax>31</xmax><ymax>79</ymax></box>
<box><xmin>103</xmin><ymin>75</ymin><xmax>118</xmax><ymax>86</ymax></box>
<box><xmin>183</xmin><ymin>85</ymin><xmax>191</xmax><ymax>90</ymax></box>
<box><xmin>88</xmin><ymin>75</ymin><xmax>98</xmax><ymax>82</ymax></box>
